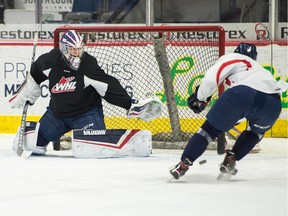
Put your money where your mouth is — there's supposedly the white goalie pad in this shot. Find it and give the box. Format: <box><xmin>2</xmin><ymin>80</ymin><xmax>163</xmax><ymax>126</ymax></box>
<box><xmin>128</xmin><ymin>93</ymin><xmax>162</xmax><ymax>121</ymax></box>
<box><xmin>12</xmin><ymin>121</ymin><xmax>46</xmax><ymax>155</ymax></box>
<box><xmin>72</xmin><ymin>129</ymin><xmax>152</xmax><ymax>158</ymax></box>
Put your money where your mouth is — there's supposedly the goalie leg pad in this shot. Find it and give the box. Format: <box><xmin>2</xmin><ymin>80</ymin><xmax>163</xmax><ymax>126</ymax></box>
<box><xmin>13</xmin><ymin>121</ymin><xmax>46</xmax><ymax>155</ymax></box>
<box><xmin>72</xmin><ymin>129</ymin><xmax>152</xmax><ymax>158</ymax></box>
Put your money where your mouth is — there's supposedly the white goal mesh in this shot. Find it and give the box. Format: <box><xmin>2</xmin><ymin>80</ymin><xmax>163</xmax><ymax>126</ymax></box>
<box><xmin>54</xmin><ymin>25</ymin><xmax>225</xmax><ymax>144</ymax></box>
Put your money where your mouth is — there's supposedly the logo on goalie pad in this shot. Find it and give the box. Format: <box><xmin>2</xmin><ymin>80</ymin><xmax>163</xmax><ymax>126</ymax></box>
<box><xmin>72</xmin><ymin>129</ymin><xmax>152</xmax><ymax>158</ymax></box>
<box><xmin>25</xmin><ymin>121</ymin><xmax>37</xmax><ymax>135</ymax></box>
<box><xmin>83</xmin><ymin>130</ymin><xmax>106</xmax><ymax>135</ymax></box>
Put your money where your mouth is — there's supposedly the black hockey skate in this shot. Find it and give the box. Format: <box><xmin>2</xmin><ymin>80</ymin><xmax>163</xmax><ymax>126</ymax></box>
<box><xmin>170</xmin><ymin>158</ymin><xmax>193</xmax><ymax>180</ymax></box>
<box><xmin>217</xmin><ymin>149</ymin><xmax>238</xmax><ymax>180</ymax></box>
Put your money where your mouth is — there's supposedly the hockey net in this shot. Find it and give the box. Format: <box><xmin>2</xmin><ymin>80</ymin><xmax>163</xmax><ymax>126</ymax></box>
<box><xmin>54</xmin><ymin>25</ymin><xmax>225</xmax><ymax>146</ymax></box>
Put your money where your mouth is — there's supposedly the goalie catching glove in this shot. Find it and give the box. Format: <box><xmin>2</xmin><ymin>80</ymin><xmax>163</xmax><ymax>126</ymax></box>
<box><xmin>9</xmin><ymin>74</ymin><xmax>41</xmax><ymax>109</ymax></box>
<box><xmin>127</xmin><ymin>93</ymin><xmax>162</xmax><ymax>121</ymax></box>
<box><xmin>187</xmin><ymin>86</ymin><xmax>211</xmax><ymax>114</ymax></box>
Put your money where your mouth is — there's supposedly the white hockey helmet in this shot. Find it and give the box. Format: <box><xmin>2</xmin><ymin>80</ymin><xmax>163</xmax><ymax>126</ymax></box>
<box><xmin>60</xmin><ymin>30</ymin><xmax>84</xmax><ymax>70</ymax></box>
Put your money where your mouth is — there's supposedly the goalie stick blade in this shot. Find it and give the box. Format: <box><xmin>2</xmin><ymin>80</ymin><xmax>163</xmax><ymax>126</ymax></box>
<box><xmin>20</xmin><ymin>149</ymin><xmax>33</xmax><ymax>159</ymax></box>
<box><xmin>16</xmin><ymin>146</ymin><xmax>24</xmax><ymax>157</ymax></box>
<box><xmin>16</xmin><ymin>145</ymin><xmax>33</xmax><ymax>159</ymax></box>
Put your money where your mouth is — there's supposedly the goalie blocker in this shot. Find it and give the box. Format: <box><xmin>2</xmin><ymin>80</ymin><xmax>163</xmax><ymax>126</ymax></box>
<box><xmin>72</xmin><ymin>129</ymin><xmax>152</xmax><ymax>158</ymax></box>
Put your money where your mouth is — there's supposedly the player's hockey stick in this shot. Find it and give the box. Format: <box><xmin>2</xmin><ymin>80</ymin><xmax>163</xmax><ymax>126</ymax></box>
<box><xmin>217</xmin><ymin>132</ymin><xmax>226</xmax><ymax>154</ymax></box>
<box><xmin>217</xmin><ymin>84</ymin><xmax>226</xmax><ymax>155</ymax></box>
<box><xmin>16</xmin><ymin>35</ymin><xmax>38</xmax><ymax>158</ymax></box>
<box><xmin>226</xmin><ymin>126</ymin><xmax>241</xmax><ymax>140</ymax></box>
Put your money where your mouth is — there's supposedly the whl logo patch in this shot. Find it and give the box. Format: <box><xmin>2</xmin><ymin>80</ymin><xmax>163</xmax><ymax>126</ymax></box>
<box><xmin>51</xmin><ymin>76</ymin><xmax>76</xmax><ymax>93</ymax></box>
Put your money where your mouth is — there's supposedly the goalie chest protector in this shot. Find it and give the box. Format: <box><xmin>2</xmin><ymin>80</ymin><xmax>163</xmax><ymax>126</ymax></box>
<box><xmin>72</xmin><ymin>129</ymin><xmax>152</xmax><ymax>158</ymax></box>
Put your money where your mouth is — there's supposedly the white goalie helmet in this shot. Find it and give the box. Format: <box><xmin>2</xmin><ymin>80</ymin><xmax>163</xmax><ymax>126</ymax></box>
<box><xmin>60</xmin><ymin>30</ymin><xmax>84</xmax><ymax>70</ymax></box>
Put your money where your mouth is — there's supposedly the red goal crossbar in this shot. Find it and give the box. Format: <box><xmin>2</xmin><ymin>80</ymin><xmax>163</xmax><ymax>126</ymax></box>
<box><xmin>53</xmin><ymin>25</ymin><xmax>225</xmax><ymax>57</ymax></box>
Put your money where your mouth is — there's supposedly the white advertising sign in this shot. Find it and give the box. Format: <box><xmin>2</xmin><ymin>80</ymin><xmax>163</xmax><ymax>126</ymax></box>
<box><xmin>15</xmin><ymin>0</ymin><xmax>73</xmax><ymax>12</ymax></box>
<box><xmin>0</xmin><ymin>44</ymin><xmax>287</xmax><ymax>119</ymax></box>
<box><xmin>0</xmin><ymin>23</ymin><xmax>287</xmax><ymax>41</ymax></box>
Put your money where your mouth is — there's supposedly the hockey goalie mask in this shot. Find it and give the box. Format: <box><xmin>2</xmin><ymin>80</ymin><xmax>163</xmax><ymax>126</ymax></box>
<box><xmin>234</xmin><ymin>42</ymin><xmax>257</xmax><ymax>60</ymax></box>
<box><xmin>60</xmin><ymin>30</ymin><xmax>84</xmax><ymax>70</ymax></box>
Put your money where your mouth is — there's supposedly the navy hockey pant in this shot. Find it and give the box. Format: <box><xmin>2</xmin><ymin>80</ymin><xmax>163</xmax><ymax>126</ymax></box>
<box><xmin>37</xmin><ymin>106</ymin><xmax>105</xmax><ymax>147</ymax></box>
<box><xmin>207</xmin><ymin>85</ymin><xmax>281</xmax><ymax>135</ymax></box>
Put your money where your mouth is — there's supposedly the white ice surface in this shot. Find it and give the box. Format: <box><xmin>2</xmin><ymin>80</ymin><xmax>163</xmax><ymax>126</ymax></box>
<box><xmin>0</xmin><ymin>134</ymin><xmax>287</xmax><ymax>216</ymax></box>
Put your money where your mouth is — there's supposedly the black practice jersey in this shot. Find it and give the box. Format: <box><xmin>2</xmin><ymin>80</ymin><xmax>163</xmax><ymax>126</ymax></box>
<box><xmin>30</xmin><ymin>48</ymin><xmax>131</xmax><ymax>118</ymax></box>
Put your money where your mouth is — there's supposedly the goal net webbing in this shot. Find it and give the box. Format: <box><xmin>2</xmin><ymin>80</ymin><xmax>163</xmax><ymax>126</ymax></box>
<box><xmin>54</xmin><ymin>25</ymin><xmax>225</xmax><ymax>142</ymax></box>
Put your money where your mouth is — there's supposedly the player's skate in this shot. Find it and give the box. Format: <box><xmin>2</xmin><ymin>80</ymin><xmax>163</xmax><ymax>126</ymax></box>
<box><xmin>169</xmin><ymin>158</ymin><xmax>192</xmax><ymax>180</ymax></box>
<box><xmin>217</xmin><ymin>149</ymin><xmax>238</xmax><ymax>180</ymax></box>
<box><xmin>250</xmin><ymin>144</ymin><xmax>261</xmax><ymax>153</ymax></box>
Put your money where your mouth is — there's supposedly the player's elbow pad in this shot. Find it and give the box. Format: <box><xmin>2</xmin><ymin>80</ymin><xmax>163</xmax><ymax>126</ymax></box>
<box><xmin>9</xmin><ymin>74</ymin><xmax>41</xmax><ymax>109</ymax></box>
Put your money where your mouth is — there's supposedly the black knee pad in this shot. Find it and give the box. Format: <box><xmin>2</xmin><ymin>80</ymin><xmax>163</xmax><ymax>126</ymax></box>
<box><xmin>201</xmin><ymin>120</ymin><xmax>222</xmax><ymax>140</ymax></box>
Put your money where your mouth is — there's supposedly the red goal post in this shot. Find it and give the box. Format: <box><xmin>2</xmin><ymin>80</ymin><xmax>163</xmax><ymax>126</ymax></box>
<box><xmin>54</xmin><ymin>25</ymin><xmax>225</xmax><ymax>143</ymax></box>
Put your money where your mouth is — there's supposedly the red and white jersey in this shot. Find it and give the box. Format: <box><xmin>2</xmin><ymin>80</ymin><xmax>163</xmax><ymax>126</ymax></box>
<box><xmin>197</xmin><ymin>53</ymin><xmax>286</xmax><ymax>101</ymax></box>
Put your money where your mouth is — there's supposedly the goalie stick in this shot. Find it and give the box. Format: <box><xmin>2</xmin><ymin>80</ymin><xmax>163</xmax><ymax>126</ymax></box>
<box><xmin>16</xmin><ymin>35</ymin><xmax>38</xmax><ymax>158</ymax></box>
<box><xmin>16</xmin><ymin>101</ymin><xmax>32</xmax><ymax>158</ymax></box>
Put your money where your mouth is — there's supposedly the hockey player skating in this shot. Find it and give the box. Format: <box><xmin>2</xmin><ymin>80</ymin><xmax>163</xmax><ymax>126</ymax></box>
<box><xmin>170</xmin><ymin>42</ymin><xmax>287</xmax><ymax>180</ymax></box>
<box><xmin>9</xmin><ymin>30</ymin><xmax>161</xmax><ymax>157</ymax></box>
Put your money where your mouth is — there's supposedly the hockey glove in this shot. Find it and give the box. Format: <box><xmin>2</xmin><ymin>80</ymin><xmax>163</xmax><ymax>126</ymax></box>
<box><xmin>9</xmin><ymin>74</ymin><xmax>41</xmax><ymax>109</ymax></box>
<box><xmin>187</xmin><ymin>86</ymin><xmax>211</xmax><ymax>114</ymax></box>
<box><xmin>128</xmin><ymin>93</ymin><xmax>162</xmax><ymax>121</ymax></box>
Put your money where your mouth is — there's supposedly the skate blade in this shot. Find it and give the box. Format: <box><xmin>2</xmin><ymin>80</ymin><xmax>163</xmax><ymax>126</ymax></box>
<box><xmin>217</xmin><ymin>172</ymin><xmax>232</xmax><ymax>181</ymax></box>
<box><xmin>249</xmin><ymin>149</ymin><xmax>261</xmax><ymax>154</ymax></box>
<box><xmin>168</xmin><ymin>171</ymin><xmax>179</xmax><ymax>181</ymax></box>
<box><xmin>167</xmin><ymin>177</ymin><xmax>177</xmax><ymax>182</ymax></box>
<box><xmin>167</xmin><ymin>176</ymin><xmax>187</xmax><ymax>183</ymax></box>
